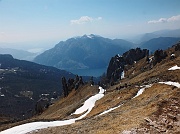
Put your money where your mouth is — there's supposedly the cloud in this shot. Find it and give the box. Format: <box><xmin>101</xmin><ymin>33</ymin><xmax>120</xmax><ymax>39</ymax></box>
<box><xmin>148</xmin><ymin>15</ymin><xmax>180</xmax><ymax>24</ymax></box>
<box><xmin>97</xmin><ymin>17</ymin><xmax>102</xmax><ymax>20</ymax></box>
<box><xmin>71</xmin><ymin>16</ymin><xmax>102</xmax><ymax>25</ymax></box>
<box><xmin>167</xmin><ymin>15</ymin><xmax>180</xmax><ymax>22</ymax></box>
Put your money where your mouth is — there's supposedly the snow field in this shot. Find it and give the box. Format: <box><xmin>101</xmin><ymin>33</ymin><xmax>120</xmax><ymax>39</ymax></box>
<box><xmin>159</xmin><ymin>81</ymin><xmax>180</xmax><ymax>88</ymax></box>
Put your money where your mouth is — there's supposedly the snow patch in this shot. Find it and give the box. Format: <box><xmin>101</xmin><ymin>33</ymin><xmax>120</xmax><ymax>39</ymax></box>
<box><xmin>73</xmin><ymin>87</ymin><xmax>104</xmax><ymax>115</ymax></box>
<box><xmin>87</xmin><ymin>35</ymin><xmax>93</xmax><ymax>38</ymax></box>
<box><xmin>0</xmin><ymin>94</ymin><xmax>5</xmax><ymax>97</ymax></box>
<box><xmin>168</xmin><ymin>65</ymin><xmax>180</xmax><ymax>70</ymax></box>
<box><xmin>99</xmin><ymin>104</ymin><xmax>123</xmax><ymax>116</ymax></box>
<box><xmin>149</xmin><ymin>56</ymin><xmax>154</xmax><ymax>62</ymax></box>
<box><xmin>98</xmin><ymin>84</ymin><xmax>152</xmax><ymax>116</ymax></box>
<box><xmin>121</xmin><ymin>71</ymin><xmax>125</xmax><ymax>79</ymax></box>
<box><xmin>0</xmin><ymin>120</ymin><xmax>75</xmax><ymax>134</ymax></box>
<box><xmin>1</xmin><ymin>86</ymin><xmax>105</xmax><ymax>134</ymax></box>
<box><xmin>159</xmin><ymin>81</ymin><xmax>180</xmax><ymax>88</ymax></box>
<box><xmin>133</xmin><ymin>84</ymin><xmax>152</xmax><ymax>99</ymax></box>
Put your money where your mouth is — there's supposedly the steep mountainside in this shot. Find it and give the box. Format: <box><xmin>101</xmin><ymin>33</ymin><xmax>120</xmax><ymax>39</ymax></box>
<box><xmin>140</xmin><ymin>37</ymin><xmax>180</xmax><ymax>52</ymax></box>
<box><xmin>1</xmin><ymin>43</ymin><xmax>179</xmax><ymax>134</ymax></box>
<box><xmin>0</xmin><ymin>54</ymin><xmax>74</xmax><ymax>123</ymax></box>
<box><xmin>34</xmin><ymin>34</ymin><xmax>134</xmax><ymax>74</ymax></box>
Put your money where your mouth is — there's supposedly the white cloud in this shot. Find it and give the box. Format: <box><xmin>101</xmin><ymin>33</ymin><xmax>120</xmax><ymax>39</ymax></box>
<box><xmin>70</xmin><ymin>16</ymin><xmax>102</xmax><ymax>25</ymax></box>
<box><xmin>167</xmin><ymin>15</ymin><xmax>180</xmax><ymax>22</ymax></box>
<box><xmin>148</xmin><ymin>15</ymin><xmax>180</xmax><ymax>24</ymax></box>
<box><xmin>97</xmin><ymin>17</ymin><xmax>102</xmax><ymax>20</ymax></box>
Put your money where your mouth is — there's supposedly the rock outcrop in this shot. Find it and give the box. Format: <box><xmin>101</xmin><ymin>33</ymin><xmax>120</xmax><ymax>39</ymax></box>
<box><xmin>153</xmin><ymin>49</ymin><xmax>167</xmax><ymax>65</ymax></box>
<box><xmin>107</xmin><ymin>48</ymin><xmax>149</xmax><ymax>83</ymax></box>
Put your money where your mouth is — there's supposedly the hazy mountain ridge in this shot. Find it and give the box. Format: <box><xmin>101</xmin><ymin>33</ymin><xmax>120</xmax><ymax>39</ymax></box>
<box><xmin>0</xmin><ymin>47</ymin><xmax>37</xmax><ymax>61</ymax></box>
<box><xmin>140</xmin><ymin>37</ymin><xmax>180</xmax><ymax>52</ymax></box>
<box><xmin>135</xmin><ymin>29</ymin><xmax>180</xmax><ymax>43</ymax></box>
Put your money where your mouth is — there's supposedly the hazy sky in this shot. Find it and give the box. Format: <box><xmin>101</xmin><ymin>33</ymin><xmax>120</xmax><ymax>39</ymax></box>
<box><xmin>0</xmin><ymin>0</ymin><xmax>180</xmax><ymax>50</ymax></box>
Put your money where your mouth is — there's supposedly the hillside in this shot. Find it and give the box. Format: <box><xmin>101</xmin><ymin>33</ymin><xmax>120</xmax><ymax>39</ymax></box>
<box><xmin>1</xmin><ymin>43</ymin><xmax>179</xmax><ymax>134</ymax></box>
<box><xmin>140</xmin><ymin>37</ymin><xmax>180</xmax><ymax>52</ymax></box>
<box><xmin>34</xmin><ymin>34</ymin><xmax>134</xmax><ymax>76</ymax></box>
<box><xmin>0</xmin><ymin>54</ymin><xmax>74</xmax><ymax>124</ymax></box>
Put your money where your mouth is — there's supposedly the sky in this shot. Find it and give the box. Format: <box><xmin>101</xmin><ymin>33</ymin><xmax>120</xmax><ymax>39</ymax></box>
<box><xmin>0</xmin><ymin>0</ymin><xmax>180</xmax><ymax>51</ymax></box>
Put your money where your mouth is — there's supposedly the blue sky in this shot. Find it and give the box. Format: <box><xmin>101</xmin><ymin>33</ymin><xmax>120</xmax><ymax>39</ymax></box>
<box><xmin>0</xmin><ymin>0</ymin><xmax>180</xmax><ymax>50</ymax></box>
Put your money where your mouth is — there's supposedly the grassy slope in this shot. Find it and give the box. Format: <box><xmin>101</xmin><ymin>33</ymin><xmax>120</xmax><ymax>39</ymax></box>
<box><xmin>1</xmin><ymin>46</ymin><xmax>179</xmax><ymax>133</ymax></box>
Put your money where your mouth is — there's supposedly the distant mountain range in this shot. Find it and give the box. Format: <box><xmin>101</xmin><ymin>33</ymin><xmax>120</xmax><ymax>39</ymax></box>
<box><xmin>34</xmin><ymin>34</ymin><xmax>134</xmax><ymax>76</ymax></box>
<box><xmin>1</xmin><ymin>29</ymin><xmax>179</xmax><ymax>77</ymax></box>
<box><xmin>0</xmin><ymin>47</ymin><xmax>37</xmax><ymax>61</ymax></box>
<box><xmin>140</xmin><ymin>37</ymin><xmax>180</xmax><ymax>52</ymax></box>
<box><xmin>134</xmin><ymin>29</ymin><xmax>180</xmax><ymax>43</ymax></box>
<box><xmin>33</xmin><ymin>32</ymin><xmax>180</xmax><ymax>76</ymax></box>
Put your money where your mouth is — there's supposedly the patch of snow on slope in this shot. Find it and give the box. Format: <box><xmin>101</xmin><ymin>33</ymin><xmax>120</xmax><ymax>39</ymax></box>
<box><xmin>133</xmin><ymin>84</ymin><xmax>152</xmax><ymax>99</ymax></box>
<box><xmin>159</xmin><ymin>81</ymin><xmax>180</xmax><ymax>88</ymax></box>
<box><xmin>0</xmin><ymin>87</ymin><xmax>105</xmax><ymax>134</ymax></box>
<box><xmin>99</xmin><ymin>104</ymin><xmax>123</xmax><ymax>116</ymax></box>
<box><xmin>121</xmin><ymin>71</ymin><xmax>125</xmax><ymax>79</ymax></box>
<box><xmin>74</xmin><ymin>87</ymin><xmax>104</xmax><ymax>115</ymax></box>
<box><xmin>0</xmin><ymin>94</ymin><xmax>5</xmax><ymax>97</ymax></box>
<box><xmin>0</xmin><ymin>120</ymin><xmax>75</xmax><ymax>134</ymax></box>
<box><xmin>87</xmin><ymin>35</ymin><xmax>93</xmax><ymax>38</ymax></box>
<box><xmin>168</xmin><ymin>65</ymin><xmax>180</xmax><ymax>70</ymax></box>
<box><xmin>98</xmin><ymin>84</ymin><xmax>152</xmax><ymax>116</ymax></box>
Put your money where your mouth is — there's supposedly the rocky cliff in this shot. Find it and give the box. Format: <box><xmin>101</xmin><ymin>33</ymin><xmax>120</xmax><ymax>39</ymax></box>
<box><xmin>106</xmin><ymin>48</ymin><xmax>149</xmax><ymax>83</ymax></box>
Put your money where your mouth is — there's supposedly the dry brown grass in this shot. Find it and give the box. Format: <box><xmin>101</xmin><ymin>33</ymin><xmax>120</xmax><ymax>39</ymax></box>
<box><xmin>1</xmin><ymin>47</ymin><xmax>179</xmax><ymax>133</ymax></box>
<box><xmin>36</xmin><ymin>84</ymin><xmax>99</xmax><ymax>120</ymax></box>
<box><xmin>32</xmin><ymin>83</ymin><xmax>179</xmax><ymax>134</ymax></box>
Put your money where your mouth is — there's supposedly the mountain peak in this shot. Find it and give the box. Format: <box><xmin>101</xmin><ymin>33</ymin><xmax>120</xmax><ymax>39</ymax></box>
<box><xmin>82</xmin><ymin>34</ymin><xmax>96</xmax><ymax>39</ymax></box>
<box><xmin>72</xmin><ymin>34</ymin><xmax>103</xmax><ymax>40</ymax></box>
<box><xmin>73</xmin><ymin>34</ymin><xmax>101</xmax><ymax>39</ymax></box>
